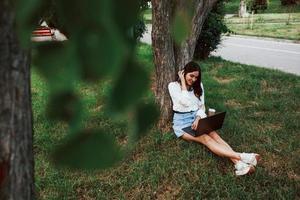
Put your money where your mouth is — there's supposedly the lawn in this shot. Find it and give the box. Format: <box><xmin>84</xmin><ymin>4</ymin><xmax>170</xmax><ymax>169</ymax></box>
<box><xmin>225</xmin><ymin>13</ymin><xmax>300</xmax><ymax>24</ymax></box>
<box><xmin>33</xmin><ymin>44</ymin><xmax>300</xmax><ymax>199</ymax></box>
<box><xmin>144</xmin><ymin>0</ymin><xmax>300</xmax><ymax>16</ymax></box>
<box><xmin>224</xmin><ymin>0</ymin><xmax>300</xmax><ymax>14</ymax></box>
<box><xmin>144</xmin><ymin>10</ymin><xmax>300</xmax><ymax>41</ymax></box>
<box><xmin>225</xmin><ymin>13</ymin><xmax>300</xmax><ymax>40</ymax></box>
<box><xmin>227</xmin><ymin>22</ymin><xmax>300</xmax><ymax>40</ymax></box>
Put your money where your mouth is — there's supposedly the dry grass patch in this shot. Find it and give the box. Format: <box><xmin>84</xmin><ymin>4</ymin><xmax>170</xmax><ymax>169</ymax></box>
<box><xmin>260</xmin><ymin>149</ymin><xmax>300</xmax><ymax>181</ymax></box>
<box><xmin>245</xmin><ymin>101</ymin><xmax>260</xmax><ymax>108</ymax></box>
<box><xmin>256</xmin><ymin>135</ymin><xmax>273</xmax><ymax>145</ymax></box>
<box><xmin>154</xmin><ymin>181</ymin><xmax>181</xmax><ymax>200</ymax></box>
<box><xmin>261</xmin><ymin>80</ymin><xmax>279</xmax><ymax>93</ymax></box>
<box><xmin>76</xmin><ymin>186</ymin><xmax>96</xmax><ymax>200</ymax></box>
<box><xmin>210</xmin><ymin>63</ymin><xmax>224</xmax><ymax>75</ymax></box>
<box><xmin>225</xmin><ymin>99</ymin><xmax>243</xmax><ymax>108</ymax></box>
<box><xmin>225</xmin><ymin>99</ymin><xmax>260</xmax><ymax>109</ymax></box>
<box><xmin>253</xmin><ymin>111</ymin><xmax>266</xmax><ymax>117</ymax></box>
<box><xmin>260</xmin><ymin>151</ymin><xmax>287</xmax><ymax>177</ymax></box>
<box><xmin>287</xmin><ymin>170</ymin><xmax>300</xmax><ymax>182</ymax></box>
<box><xmin>124</xmin><ymin>184</ymin><xmax>153</xmax><ymax>200</ymax></box>
<box><xmin>214</xmin><ymin>76</ymin><xmax>235</xmax><ymax>84</ymax></box>
<box><xmin>130</xmin><ymin>149</ymin><xmax>147</xmax><ymax>163</ymax></box>
<box><xmin>265</xmin><ymin>123</ymin><xmax>283</xmax><ymax>132</ymax></box>
<box><xmin>257</xmin><ymin>122</ymin><xmax>283</xmax><ymax>133</ymax></box>
<box><xmin>248</xmin><ymin>101</ymin><xmax>259</xmax><ymax>106</ymax></box>
<box><xmin>117</xmin><ymin>135</ymin><xmax>128</xmax><ymax>147</ymax></box>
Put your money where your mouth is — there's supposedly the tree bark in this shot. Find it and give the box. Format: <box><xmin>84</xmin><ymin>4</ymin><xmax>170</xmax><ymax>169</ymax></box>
<box><xmin>151</xmin><ymin>0</ymin><xmax>176</xmax><ymax>131</ymax></box>
<box><xmin>152</xmin><ymin>0</ymin><xmax>217</xmax><ymax>131</ymax></box>
<box><xmin>0</xmin><ymin>1</ymin><xmax>35</xmax><ymax>199</ymax></box>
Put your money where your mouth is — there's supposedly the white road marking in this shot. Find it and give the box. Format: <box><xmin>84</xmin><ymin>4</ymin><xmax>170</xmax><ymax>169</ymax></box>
<box><xmin>225</xmin><ymin>42</ymin><xmax>300</xmax><ymax>55</ymax></box>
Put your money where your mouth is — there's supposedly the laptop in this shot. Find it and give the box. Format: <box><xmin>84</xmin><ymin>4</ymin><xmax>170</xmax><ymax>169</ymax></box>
<box><xmin>182</xmin><ymin>112</ymin><xmax>226</xmax><ymax>136</ymax></box>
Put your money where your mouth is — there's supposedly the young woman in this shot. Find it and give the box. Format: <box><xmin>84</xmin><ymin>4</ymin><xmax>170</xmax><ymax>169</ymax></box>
<box><xmin>168</xmin><ymin>61</ymin><xmax>260</xmax><ymax>176</ymax></box>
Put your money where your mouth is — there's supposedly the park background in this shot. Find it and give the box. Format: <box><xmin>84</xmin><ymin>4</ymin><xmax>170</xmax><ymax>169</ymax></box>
<box><xmin>15</xmin><ymin>0</ymin><xmax>300</xmax><ymax>199</ymax></box>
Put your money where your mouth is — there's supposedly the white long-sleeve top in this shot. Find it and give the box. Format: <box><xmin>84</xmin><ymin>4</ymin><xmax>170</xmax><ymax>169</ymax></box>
<box><xmin>168</xmin><ymin>81</ymin><xmax>207</xmax><ymax>119</ymax></box>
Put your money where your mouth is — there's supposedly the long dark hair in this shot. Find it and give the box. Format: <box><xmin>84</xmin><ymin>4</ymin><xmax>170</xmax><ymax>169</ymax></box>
<box><xmin>177</xmin><ymin>61</ymin><xmax>202</xmax><ymax>98</ymax></box>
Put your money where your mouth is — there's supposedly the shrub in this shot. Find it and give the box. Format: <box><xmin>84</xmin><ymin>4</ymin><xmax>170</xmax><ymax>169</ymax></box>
<box><xmin>40</xmin><ymin>0</ymin><xmax>149</xmax><ymax>40</ymax></box>
<box><xmin>248</xmin><ymin>0</ymin><xmax>268</xmax><ymax>13</ymax></box>
<box><xmin>281</xmin><ymin>0</ymin><xmax>299</xmax><ymax>6</ymax></box>
<box><xmin>133</xmin><ymin>0</ymin><xmax>149</xmax><ymax>40</ymax></box>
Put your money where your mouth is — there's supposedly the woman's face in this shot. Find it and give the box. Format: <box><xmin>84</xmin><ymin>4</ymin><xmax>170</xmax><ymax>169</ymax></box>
<box><xmin>185</xmin><ymin>71</ymin><xmax>199</xmax><ymax>86</ymax></box>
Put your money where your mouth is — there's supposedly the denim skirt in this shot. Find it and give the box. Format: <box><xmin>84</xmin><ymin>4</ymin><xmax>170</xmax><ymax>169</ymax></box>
<box><xmin>172</xmin><ymin>110</ymin><xmax>197</xmax><ymax>138</ymax></box>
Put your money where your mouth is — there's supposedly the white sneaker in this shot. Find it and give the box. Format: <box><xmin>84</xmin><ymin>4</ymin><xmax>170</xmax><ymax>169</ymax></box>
<box><xmin>235</xmin><ymin>161</ymin><xmax>255</xmax><ymax>176</ymax></box>
<box><xmin>240</xmin><ymin>153</ymin><xmax>260</xmax><ymax>166</ymax></box>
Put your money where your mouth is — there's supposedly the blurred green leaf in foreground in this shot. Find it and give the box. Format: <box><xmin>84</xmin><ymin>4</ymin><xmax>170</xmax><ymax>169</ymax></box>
<box><xmin>16</xmin><ymin>0</ymin><xmax>157</xmax><ymax>170</ymax></box>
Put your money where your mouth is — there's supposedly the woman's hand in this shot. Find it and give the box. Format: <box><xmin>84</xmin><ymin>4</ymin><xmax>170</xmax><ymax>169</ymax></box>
<box><xmin>178</xmin><ymin>70</ymin><xmax>187</xmax><ymax>90</ymax></box>
<box><xmin>192</xmin><ymin>116</ymin><xmax>201</xmax><ymax>130</ymax></box>
<box><xmin>178</xmin><ymin>70</ymin><xmax>185</xmax><ymax>82</ymax></box>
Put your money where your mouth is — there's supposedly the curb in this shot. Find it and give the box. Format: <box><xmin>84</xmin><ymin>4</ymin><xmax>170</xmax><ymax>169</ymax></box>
<box><xmin>224</xmin><ymin>34</ymin><xmax>300</xmax><ymax>44</ymax></box>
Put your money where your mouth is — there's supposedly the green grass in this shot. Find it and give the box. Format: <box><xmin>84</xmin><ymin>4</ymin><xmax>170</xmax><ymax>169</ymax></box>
<box><xmin>143</xmin><ymin>8</ymin><xmax>152</xmax><ymax>16</ymax></box>
<box><xmin>225</xmin><ymin>13</ymin><xmax>300</xmax><ymax>40</ymax></box>
<box><xmin>143</xmin><ymin>8</ymin><xmax>152</xmax><ymax>24</ymax></box>
<box><xmin>143</xmin><ymin>9</ymin><xmax>300</xmax><ymax>40</ymax></box>
<box><xmin>224</xmin><ymin>0</ymin><xmax>300</xmax><ymax>14</ymax></box>
<box><xmin>227</xmin><ymin>22</ymin><xmax>300</xmax><ymax>40</ymax></box>
<box><xmin>225</xmin><ymin>13</ymin><xmax>300</xmax><ymax>23</ymax></box>
<box><xmin>33</xmin><ymin>44</ymin><xmax>300</xmax><ymax>199</ymax></box>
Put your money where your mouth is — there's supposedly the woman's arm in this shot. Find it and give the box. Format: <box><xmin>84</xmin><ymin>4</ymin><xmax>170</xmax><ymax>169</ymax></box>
<box><xmin>192</xmin><ymin>116</ymin><xmax>201</xmax><ymax>130</ymax></box>
<box><xmin>196</xmin><ymin>82</ymin><xmax>207</xmax><ymax>118</ymax></box>
<box><xmin>168</xmin><ymin>82</ymin><xmax>193</xmax><ymax>107</ymax></box>
<box><xmin>178</xmin><ymin>70</ymin><xmax>187</xmax><ymax>91</ymax></box>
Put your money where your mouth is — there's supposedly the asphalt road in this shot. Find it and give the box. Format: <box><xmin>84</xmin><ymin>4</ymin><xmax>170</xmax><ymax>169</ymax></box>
<box><xmin>141</xmin><ymin>24</ymin><xmax>300</xmax><ymax>76</ymax></box>
<box><xmin>212</xmin><ymin>36</ymin><xmax>300</xmax><ymax>76</ymax></box>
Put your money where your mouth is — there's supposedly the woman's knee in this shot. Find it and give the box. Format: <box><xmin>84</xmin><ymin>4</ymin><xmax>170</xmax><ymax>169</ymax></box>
<box><xmin>181</xmin><ymin>133</ymin><xmax>196</xmax><ymax>142</ymax></box>
<box><xmin>208</xmin><ymin>131</ymin><xmax>221</xmax><ymax>140</ymax></box>
<box><xmin>196</xmin><ymin>134</ymin><xmax>213</xmax><ymax>144</ymax></box>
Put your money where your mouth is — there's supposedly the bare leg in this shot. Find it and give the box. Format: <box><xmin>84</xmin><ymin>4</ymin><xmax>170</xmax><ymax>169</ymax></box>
<box><xmin>208</xmin><ymin>131</ymin><xmax>239</xmax><ymax>164</ymax></box>
<box><xmin>181</xmin><ymin>133</ymin><xmax>241</xmax><ymax>161</ymax></box>
<box><xmin>208</xmin><ymin>131</ymin><xmax>233</xmax><ymax>150</ymax></box>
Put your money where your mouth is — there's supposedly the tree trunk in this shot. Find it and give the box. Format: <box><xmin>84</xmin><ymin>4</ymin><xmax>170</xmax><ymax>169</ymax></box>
<box><xmin>0</xmin><ymin>1</ymin><xmax>35</xmax><ymax>199</ymax></box>
<box><xmin>152</xmin><ymin>0</ymin><xmax>217</xmax><ymax>131</ymax></box>
<box><xmin>151</xmin><ymin>0</ymin><xmax>176</xmax><ymax>131</ymax></box>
